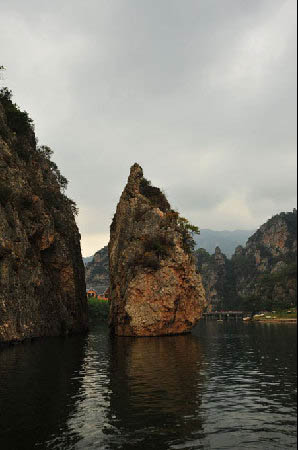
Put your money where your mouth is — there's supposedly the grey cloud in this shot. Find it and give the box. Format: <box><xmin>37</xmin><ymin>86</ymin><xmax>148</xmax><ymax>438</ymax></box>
<box><xmin>0</xmin><ymin>0</ymin><xmax>296</xmax><ymax>255</ymax></box>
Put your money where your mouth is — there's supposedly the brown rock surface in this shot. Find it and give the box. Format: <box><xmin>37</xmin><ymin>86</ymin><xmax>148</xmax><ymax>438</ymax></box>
<box><xmin>0</xmin><ymin>91</ymin><xmax>87</xmax><ymax>343</ymax></box>
<box><xmin>109</xmin><ymin>163</ymin><xmax>206</xmax><ymax>336</ymax></box>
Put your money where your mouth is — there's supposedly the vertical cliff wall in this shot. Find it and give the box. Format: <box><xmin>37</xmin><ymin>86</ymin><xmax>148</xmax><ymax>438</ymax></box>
<box><xmin>0</xmin><ymin>90</ymin><xmax>87</xmax><ymax>343</ymax></box>
<box><xmin>109</xmin><ymin>163</ymin><xmax>206</xmax><ymax>336</ymax></box>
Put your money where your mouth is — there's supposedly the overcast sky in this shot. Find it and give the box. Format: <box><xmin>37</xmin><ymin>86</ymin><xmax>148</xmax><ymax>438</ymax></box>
<box><xmin>0</xmin><ymin>0</ymin><xmax>296</xmax><ymax>256</ymax></box>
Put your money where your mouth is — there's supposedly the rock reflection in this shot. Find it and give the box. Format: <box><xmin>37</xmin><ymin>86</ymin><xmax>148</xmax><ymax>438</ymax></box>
<box><xmin>108</xmin><ymin>334</ymin><xmax>205</xmax><ymax>449</ymax></box>
<box><xmin>0</xmin><ymin>335</ymin><xmax>87</xmax><ymax>450</ymax></box>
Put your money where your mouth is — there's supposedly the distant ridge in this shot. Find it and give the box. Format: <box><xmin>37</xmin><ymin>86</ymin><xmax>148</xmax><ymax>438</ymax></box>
<box><xmin>83</xmin><ymin>255</ymin><xmax>93</xmax><ymax>265</ymax></box>
<box><xmin>195</xmin><ymin>229</ymin><xmax>255</xmax><ymax>257</ymax></box>
<box><xmin>84</xmin><ymin>229</ymin><xmax>254</xmax><ymax>263</ymax></box>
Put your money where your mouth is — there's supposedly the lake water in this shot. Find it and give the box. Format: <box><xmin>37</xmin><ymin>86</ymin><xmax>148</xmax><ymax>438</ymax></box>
<box><xmin>0</xmin><ymin>321</ymin><xmax>296</xmax><ymax>449</ymax></box>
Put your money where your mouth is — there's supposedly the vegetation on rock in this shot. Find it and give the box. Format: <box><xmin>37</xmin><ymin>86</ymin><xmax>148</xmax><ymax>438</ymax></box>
<box><xmin>0</xmin><ymin>86</ymin><xmax>87</xmax><ymax>343</ymax></box>
<box><xmin>196</xmin><ymin>210</ymin><xmax>297</xmax><ymax>312</ymax></box>
<box><xmin>88</xmin><ymin>297</ymin><xmax>110</xmax><ymax>323</ymax></box>
<box><xmin>109</xmin><ymin>163</ymin><xmax>206</xmax><ymax>336</ymax></box>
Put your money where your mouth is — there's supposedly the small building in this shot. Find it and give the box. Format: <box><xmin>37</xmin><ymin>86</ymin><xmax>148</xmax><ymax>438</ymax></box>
<box><xmin>87</xmin><ymin>289</ymin><xmax>97</xmax><ymax>298</ymax></box>
<box><xmin>97</xmin><ymin>295</ymin><xmax>109</xmax><ymax>301</ymax></box>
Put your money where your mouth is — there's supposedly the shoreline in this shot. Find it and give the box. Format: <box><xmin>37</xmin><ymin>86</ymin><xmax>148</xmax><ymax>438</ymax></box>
<box><xmin>253</xmin><ymin>318</ymin><xmax>297</xmax><ymax>324</ymax></box>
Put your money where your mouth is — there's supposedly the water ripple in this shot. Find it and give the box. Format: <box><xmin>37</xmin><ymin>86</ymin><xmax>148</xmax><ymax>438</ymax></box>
<box><xmin>0</xmin><ymin>321</ymin><xmax>296</xmax><ymax>449</ymax></box>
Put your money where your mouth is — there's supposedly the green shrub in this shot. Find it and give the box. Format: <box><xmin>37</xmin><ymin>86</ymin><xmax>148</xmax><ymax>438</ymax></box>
<box><xmin>43</xmin><ymin>190</ymin><xmax>61</xmax><ymax>209</ymax></box>
<box><xmin>128</xmin><ymin>251</ymin><xmax>161</xmax><ymax>271</ymax></box>
<box><xmin>139</xmin><ymin>177</ymin><xmax>170</xmax><ymax>212</ymax></box>
<box><xmin>144</xmin><ymin>234</ymin><xmax>174</xmax><ymax>258</ymax></box>
<box><xmin>0</xmin><ymin>87</ymin><xmax>34</xmax><ymax>136</ymax></box>
<box><xmin>17</xmin><ymin>193</ymin><xmax>33</xmax><ymax>210</ymax></box>
<box><xmin>13</xmin><ymin>139</ymin><xmax>31</xmax><ymax>162</ymax></box>
<box><xmin>88</xmin><ymin>297</ymin><xmax>110</xmax><ymax>322</ymax></box>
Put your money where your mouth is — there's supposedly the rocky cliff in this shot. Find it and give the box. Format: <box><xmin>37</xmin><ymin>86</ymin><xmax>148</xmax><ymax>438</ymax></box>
<box><xmin>0</xmin><ymin>88</ymin><xmax>88</xmax><ymax>343</ymax></box>
<box><xmin>85</xmin><ymin>246</ymin><xmax>109</xmax><ymax>293</ymax></box>
<box><xmin>196</xmin><ymin>246</ymin><xmax>236</xmax><ymax>311</ymax></box>
<box><xmin>196</xmin><ymin>210</ymin><xmax>297</xmax><ymax>311</ymax></box>
<box><xmin>109</xmin><ymin>163</ymin><xmax>206</xmax><ymax>336</ymax></box>
<box><xmin>232</xmin><ymin>210</ymin><xmax>297</xmax><ymax>310</ymax></box>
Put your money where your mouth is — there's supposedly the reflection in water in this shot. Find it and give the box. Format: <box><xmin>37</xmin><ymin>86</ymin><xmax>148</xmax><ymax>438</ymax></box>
<box><xmin>0</xmin><ymin>322</ymin><xmax>296</xmax><ymax>449</ymax></box>
<box><xmin>0</xmin><ymin>334</ymin><xmax>87</xmax><ymax>450</ymax></box>
<box><xmin>108</xmin><ymin>334</ymin><xmax>205</xmax><ymax>449</ymax></box>
<box><xmin>193</xmin><ymin>321</ymin><xmax>297</xmax><ymax>450</ymax></box>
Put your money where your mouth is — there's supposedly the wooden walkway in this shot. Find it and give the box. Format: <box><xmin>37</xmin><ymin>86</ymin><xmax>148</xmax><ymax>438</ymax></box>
<box><xmin>203</xmin><ymin>311</ymin><xmax>245</xmax><ymax>320</ymax></box>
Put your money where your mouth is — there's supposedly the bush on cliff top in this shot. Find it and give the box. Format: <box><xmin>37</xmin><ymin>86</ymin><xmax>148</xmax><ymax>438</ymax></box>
<box><xmin>0</xmin><ymin>85</ymin><xmax>79</xmax><ymax>218</ymax></box>
<box><xmin>0</xmin><ymin>87</ymin><xmax>34</xmax><ymax>136</ymax></box>
<box><xmin>140</xmin><ymin>177</ymin><xmax>171</xmax><ymax>212</ymax></box>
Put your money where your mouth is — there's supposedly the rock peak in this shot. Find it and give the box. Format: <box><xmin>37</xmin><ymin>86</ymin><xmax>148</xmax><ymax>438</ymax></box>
<box><xmin>130</xmin><ymin>162</ymin><xmax>143</xmax><ymax>177</ymax></box>
<box><xmin>125</xmin><ymin>163</ymin><xmax>143</xmax><ymax>196</ymax></box>
<box><xmin>109</xmin><ymin>165</ymin><xmax>206</xmax><ymax>337</ymax></box>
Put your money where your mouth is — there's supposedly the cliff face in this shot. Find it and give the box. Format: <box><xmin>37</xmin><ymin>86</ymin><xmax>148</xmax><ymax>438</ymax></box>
<box><xmin>232</xmin><ymin>210</ymin><xmax>297</xmax><ymax>309</ymax></box>
<box><xmin>0</xmin><ymin>91</ymin><xmax>87</xmax><ymax>343</ymax></box>
<box><xmin>196</xmin><ymin>210</ymin><xmax>297</xmax><ymax>312</ymax></box>
<box><xmin>85</xmin><ymin>246</ymin><xmax>109</xmax><ymax>293</ymax></box>
<box><xmin>196</xmin><ymin>247</ymin><xmax>235</xmax><ymax>311</ymax></box>
<box><xmin>109</xmin><ymin>163</ymin><xmax>206</xmax><ymax>336</ymax></box>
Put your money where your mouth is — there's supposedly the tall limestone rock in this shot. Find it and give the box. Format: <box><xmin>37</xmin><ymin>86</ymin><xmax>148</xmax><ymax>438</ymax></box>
<box><xmin>109</xmin><ymin>163</ymin><xmax>206</xmax><ymax>336</ymax></box>
<box><xmin>0</xmin><ymin>89</ymin><xmax>88</xmax><ymax>343</ymax></box>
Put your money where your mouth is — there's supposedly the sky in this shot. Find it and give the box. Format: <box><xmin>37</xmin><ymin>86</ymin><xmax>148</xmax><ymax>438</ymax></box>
<box><xmin>0</xmin><ymin>0</ymin><xmax>296</xmax><ymax>256</ymax></box>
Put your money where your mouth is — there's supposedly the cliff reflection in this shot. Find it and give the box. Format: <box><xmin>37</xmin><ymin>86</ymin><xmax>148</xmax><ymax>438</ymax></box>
<box><xmin>108</xmin><ymin>333</ymin><xmax>206</xmax><ymax>449</ymax></box>
<box><xmin>0</xmin><ymin>335</ymin><xmax>87</xmax><ymax>450</ymax></box>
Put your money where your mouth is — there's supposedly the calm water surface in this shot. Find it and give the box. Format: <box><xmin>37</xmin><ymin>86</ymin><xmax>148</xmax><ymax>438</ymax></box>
<box><xmin>0</xmin><ymin>321</ymin><xmax>296</xmax><ymax>449</ymax></box>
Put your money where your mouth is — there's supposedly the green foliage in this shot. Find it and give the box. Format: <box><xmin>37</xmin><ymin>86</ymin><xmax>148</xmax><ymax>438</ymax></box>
<box><xmin>195</xmin><ymin>248</ymin><xmax>212</xmax><ymax>268</ymax></box>
<box><xmin>177</xmin><ymin>217</ymin><xmax>199</xmax><ymax>254</ymax></box>
<box><xmin>65</xmin><ymin>196</ymin><xmax>79</xmax><ymax>216</ymax></box>
<box><xmin>17</xmin><ymin>193</ymin><xmax>33</xmax><ymax>210</ymax></box>
<box><xmin>88</xmin><ymin>297</ymin><xmax>110</xmax><ymax>322</ymax></box>
<box><xmin>129</xmin><ymin>252</ymin><xmax>161</xmax><ymax>271</ymax></box>
<box><xmin>139</xmin><ymin>177</ymin><xmax>170</xmax><ymax>212</ymax></box>
<box><xmin>37</xmin><ymin>145</ymin><xmax>69</xmax><ymax>192</ymax></box>
<box><xmin>42</xmin><ymin>190</ymin><xmax>78</xmax><ymax>216</ymax></box>
<box><xmin>144</xmin><ymin>234</ymin><xmax>174</xmax><ymax>258</ymax></box>
<box><xmin>0</xmin><ymin>185</ymin><xmax>33</xmax><ymax>210</ymax></box>
<box><xmin>129</xmin><ymin>235</ymin><xmax>175</xmax><ymax>272</ymax></box>
<box><xmin>177</xmin><ymin>216</ymin><xmax>200</xmax><ymax>235</ymax></box>
<box><xmin>139</xmin><ymin>178</ymin><xmax>200</xmax><ymax>255</ymax></box>
<box><xmin>37</xmin><ymin>145</ymin><xmax>53</xmax><ymax>159</ymax></box>
<box><xmin>0</xmin><ymin>87</ymin><xmax>34</xmax><ymax>136</ymax></box>
<box><xmin>231</xmin><ymin>253</ymin><xmax>256</xmax><ymax>278</ymax></box>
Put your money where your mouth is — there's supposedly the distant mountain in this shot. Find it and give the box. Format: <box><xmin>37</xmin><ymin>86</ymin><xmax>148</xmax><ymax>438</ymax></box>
<box><xmin>83</xmin><ymin>255</ymin><xmax>93</xmax><ymax>265</ymax></box>
<box><xmin>195</xmin><ymin>229</ymin><xmax>255</xmax><ymax>257</ymax></box>
<box><xmin>85</xmin><ymin>246</ymin><xmax>109</xmax><ymax>294</ymax></box>
<box><xmin>83</xmin><ymin>229</ymin><xmax>254</xmax><ymax>291</ymax></box>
